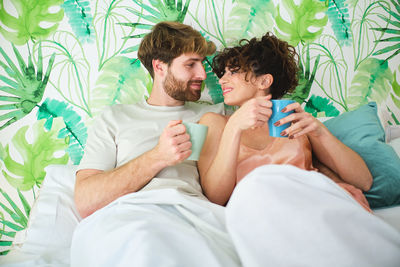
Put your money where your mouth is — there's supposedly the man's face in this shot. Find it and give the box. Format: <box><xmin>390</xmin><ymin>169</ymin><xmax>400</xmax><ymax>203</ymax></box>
<box><xmin>163</xmin><ymin>53</ymin><xmax>207</xmax><ymax>102</ymax></box>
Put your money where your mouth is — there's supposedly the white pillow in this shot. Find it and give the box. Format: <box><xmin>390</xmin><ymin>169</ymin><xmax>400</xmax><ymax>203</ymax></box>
<box><xmin>389</xmin><ymin>138</ymin><xmax>400</xmax><ymax>158</ymax></box>
<box><xmin>385</xmin><ymin>125</ymin><xmax>400</xmax><ymax>142</ymax></box>
<box><xmin>6</xmin><ymin>164</ymin><xmax>80</xmax><ymax>263</ymax></box>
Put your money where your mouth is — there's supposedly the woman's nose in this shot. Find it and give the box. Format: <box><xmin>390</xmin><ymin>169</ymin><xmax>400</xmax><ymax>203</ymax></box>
<box><xmin>219</xmin><ymin>73</ymin><xmax>227</xmax><ymax>84</ymax></box>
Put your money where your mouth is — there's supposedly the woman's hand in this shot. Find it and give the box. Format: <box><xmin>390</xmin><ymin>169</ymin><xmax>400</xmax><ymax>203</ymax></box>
<box><xmin>276</xmin><ymin>101</ymin><xmax>326</xmax><ymax>139</ymax></box>
<box><xmin>228</xmin><ymin>95</ymin><xmax>272</xmax><ymax>131</ymax></box>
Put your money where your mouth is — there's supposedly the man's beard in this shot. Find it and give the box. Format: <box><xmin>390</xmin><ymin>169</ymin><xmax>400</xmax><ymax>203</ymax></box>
<box><xmin>163</xmin><ymin>70</ymin><xmax>202</xmax><ymax>102</ymax></box>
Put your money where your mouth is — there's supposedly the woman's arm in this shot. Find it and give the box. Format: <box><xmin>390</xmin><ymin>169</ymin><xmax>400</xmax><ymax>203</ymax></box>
<box><xmin>198</xmin><ymin>97</ymin><xmax>272</xmax><ymax>205</ymax></box>
<box><xmin>307</xmin><ymin>124</ymin><xmax>372</xmax><ymax>191</ymax></box>
<box><xmin>278</xmin><ymin>103</ymin><xmax>372</xmax><ymax>191</ymax></box>
<box><xmin>198</xmin><ymin>113</ymin><xmax>239</xmax><ymax>205</ymax></box>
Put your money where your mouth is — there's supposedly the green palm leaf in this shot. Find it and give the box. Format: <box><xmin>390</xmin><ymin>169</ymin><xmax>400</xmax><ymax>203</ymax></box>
<box><xmin>0</xmin><ymin>187</ymin><xmax>31</xmax><ymax>255</ymax></box>
<box><xmin>0</xmin><ymin>0</ymin><xmax>64</xmax><ymax>45</ymax></box>
<box><xmin>372</xmin><ymin>0</ymin><xmax>400</xmax><ymax>62</ymax></box>
<box><xmin>90</xmin><ymin>57</ymin><xmax>151</xmax><ymax>116</ymax></box>
<box><xmin>326</xmin><ymin>0</ymin><xmax>352</xmax><ymax>46</ymax></box>
<box><xmin>2</xmin><ymin>119</ymin><xmax>69</xmax><ymax>191</ymax></box>
<box><xmin>284</xmin><ymin>45</ymin><xmax>320</xmax><ymax>104</ymax></box>
<box><xmin>62</xmin><ymin>0</ymin><xmax>95</xmax><ymax>43</ymax></box>
<box><xmin>130</xmin><ymin>0</ymin><xmax>191</xmax><ymax>23</ymax></box>
<box><xmin>391</xmin><ymin>71</ymin><xmax>400</xmax><ymax>110</ymax></box>
<box><xmin>0</xmin><ymin>44</ymin><xmax>55</xmax><ymax>130</ymax></box>
<box><xmin>204</xmin><ymin>56</ymin><xmax>223</xmax><ymax>104</ymax></box>
<box><xmin>304</xmin><ymin>94</ymin><xmax>340</xmax><ymax>117</ymax></box>
<box><xmin>37</xmin><ymin>98</ymin><xmax>88</xmax><ymax>165</ymax></box>
<box><xmin>121</xmin><ymin>0</ymin><xmax>191</xmax><ymax>54</ymax></box>
<box><xmin>224</xmin><ymin>0</ymin><xmax>275</xmax><ymax>45</ymax></box>
<box><xmin>347</xmin><ymin>58</ymin><xmax>393</xmax><ymax>110</ymax></box>
<box><xmin>274</xmin><ymin>0</ymin><xmax>328</xmax><ymax>46</ymax></box>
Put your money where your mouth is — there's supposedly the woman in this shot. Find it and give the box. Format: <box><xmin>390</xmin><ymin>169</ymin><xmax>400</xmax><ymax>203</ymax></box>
<box><xmin>197</xmin><ymin>32</ymin><xmax>373</xmax><ymax>211</ymax></box>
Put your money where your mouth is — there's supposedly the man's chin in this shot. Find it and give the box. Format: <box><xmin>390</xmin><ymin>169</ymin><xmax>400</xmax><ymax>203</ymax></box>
<box><xmin>185</xmin><ymin>89</ymin><xmax>201</xmax><ymax>101</ymax></box>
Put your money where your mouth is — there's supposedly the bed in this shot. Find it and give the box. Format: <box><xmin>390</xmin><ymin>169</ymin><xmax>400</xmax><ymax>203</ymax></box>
<box><xmin>1</xmin><ymin>103</ymin><xmax>400</xmax><ymax>266</ymax></box>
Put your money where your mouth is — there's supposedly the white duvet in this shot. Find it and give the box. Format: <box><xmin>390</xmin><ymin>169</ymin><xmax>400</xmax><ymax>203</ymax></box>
<box><xmin>2</xmin><ymin>164</ymin><xmax>400</xmax><ymax>267</ymax></box>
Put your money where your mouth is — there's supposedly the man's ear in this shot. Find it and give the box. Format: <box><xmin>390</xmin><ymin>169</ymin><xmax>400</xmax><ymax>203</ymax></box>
<box><xmin>259</xmin><ymin>74</ymin><xmax>273</xmax><ymax>90</ymax></box>
<box><xmin>152</xmin><ymin>59</ymin><xmax>167</xmax><ymax>77</ymax></box>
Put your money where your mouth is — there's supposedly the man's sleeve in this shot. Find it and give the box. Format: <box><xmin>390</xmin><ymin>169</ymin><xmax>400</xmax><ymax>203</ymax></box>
<box><xmin>77</xmin><ymin>108</ymin><xmax>117</xmax><ymax>172</ymax></box>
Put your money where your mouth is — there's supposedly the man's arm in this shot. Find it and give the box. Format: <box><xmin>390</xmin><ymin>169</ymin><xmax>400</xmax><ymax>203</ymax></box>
<box><xmin>74</xmin><ymin>120</ymin><xmax>191</xmax><ymax>218</ymax></box>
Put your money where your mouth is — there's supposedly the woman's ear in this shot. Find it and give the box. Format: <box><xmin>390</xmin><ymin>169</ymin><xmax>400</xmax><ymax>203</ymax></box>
<box><xmin>259</xmin><ymin>74</ymin><xmax>273</xmax><ymax>90</ymax></box>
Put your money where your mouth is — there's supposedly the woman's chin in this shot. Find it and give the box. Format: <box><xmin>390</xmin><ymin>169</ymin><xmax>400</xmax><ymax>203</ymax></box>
<box><xmin>223</xmin><ymin>98</ymin><xmax>240</xmax><ymax>106</ymax></box>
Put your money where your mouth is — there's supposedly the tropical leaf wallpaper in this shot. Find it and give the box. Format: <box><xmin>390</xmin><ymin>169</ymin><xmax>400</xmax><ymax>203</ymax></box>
<box><xmin>0</xmin><ymin>0</ymin><xmax>399</xmax><ymax>254</ymax></box>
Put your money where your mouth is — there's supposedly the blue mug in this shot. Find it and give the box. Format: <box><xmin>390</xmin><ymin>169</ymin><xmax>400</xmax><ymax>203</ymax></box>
<box><xmin>268</xmin><ymin>99</ymin><xmax>295</xmax><ymax>137</ymax></box>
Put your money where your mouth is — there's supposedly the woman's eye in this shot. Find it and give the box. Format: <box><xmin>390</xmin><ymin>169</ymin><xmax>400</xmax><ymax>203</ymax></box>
<box><xmin>230</xmin><ymin>70</ymin><xmax>238</xmax><ymax>75</ymax></box>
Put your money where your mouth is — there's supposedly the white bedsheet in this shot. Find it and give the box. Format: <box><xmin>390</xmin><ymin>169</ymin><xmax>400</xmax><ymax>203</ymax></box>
<box><xmin>1</xmin><ymin>164</ymin><xmax>400</xmax><ymax>266</ymax></box>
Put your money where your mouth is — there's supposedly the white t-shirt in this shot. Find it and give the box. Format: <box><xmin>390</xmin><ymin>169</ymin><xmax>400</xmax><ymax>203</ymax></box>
<box><xmin>78</xmin><ymin>99</ymin><xmax>224</xmax><ymax>198</ymax></box>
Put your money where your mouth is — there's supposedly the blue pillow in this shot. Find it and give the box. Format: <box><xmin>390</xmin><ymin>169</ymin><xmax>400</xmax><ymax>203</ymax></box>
<box><xmin>323</xmin><ymin>102</ymin><xmax>400</xmax><ymax>208</ymax></box>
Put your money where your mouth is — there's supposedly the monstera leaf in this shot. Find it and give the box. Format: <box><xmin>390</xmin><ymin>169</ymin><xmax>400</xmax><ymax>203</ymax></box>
<box><xmin>274</xmin><ymin>0</ymin><xmax>328</xmax><ymax>46</ymax></box>
<box><xmin>347</xmin><ymin>58</ymin><xmax>393</xmax><ymax>110</ymax></box>
<box><xmin>224</xmin><ymin>0</ymin><xmax>275</xmax><ymax>45</ymax></box>
<box><xmin>305</xmin><ymin>94</ymin><xmax>340</xmax><ymax>117</ymax></box>
<box><xmin>0</xmin><ymin>0</ymin><xmax>64</xmax><ymax>45</ymax></box>
<box><xmin>0</xmin><ymin>44</ymin><xmax>55</xmax><ymax>130</ymax></box>
<box><xmin>326</xmin><ymin>0</ymin><xmax>352</xmax><ymax>46</ymax></box>
<box><xmin>37</xmin><ymin>98</ymin><xmax>88</xmax><ymax>165</ymax></box>
<box><xmin>62</xmin><ymin>0</ymin><xmax>95</xmax><ymax>43</ymax></box>
<box><xmin>1</xmin><ymin>119</ymin><xmax>69</xmax><ymax>191</ymax></box>
<box><xmin>90</xmin><ymin>57</ymin><xmax>151</xmax><ymax>116</ymax></box>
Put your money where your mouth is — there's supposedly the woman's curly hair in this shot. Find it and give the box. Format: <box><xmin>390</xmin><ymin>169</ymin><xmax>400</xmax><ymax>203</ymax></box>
<box><xmin>212</xmin><ymin>32</ymin><xmax>299</xmax><ymax>99</ymax></box>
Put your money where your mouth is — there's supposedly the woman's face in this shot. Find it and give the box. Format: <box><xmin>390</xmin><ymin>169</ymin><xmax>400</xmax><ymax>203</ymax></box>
<box><xmin>219</xmin><ymin>67</ymin><xmax>262</xmax><ymax>106</ymax></box>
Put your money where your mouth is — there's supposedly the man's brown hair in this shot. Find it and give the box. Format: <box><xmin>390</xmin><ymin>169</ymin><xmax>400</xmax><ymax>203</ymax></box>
<box><xmin>138</xmin><ymin>21</ymin><xmax>216</xmax><ymax>78</ymax></box>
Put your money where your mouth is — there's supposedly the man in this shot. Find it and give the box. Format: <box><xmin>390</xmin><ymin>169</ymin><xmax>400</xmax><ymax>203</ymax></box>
<box><xmin>71</xmin><ymin>21</ymin><xmax>241</xmax><ymax>267</ymax></box>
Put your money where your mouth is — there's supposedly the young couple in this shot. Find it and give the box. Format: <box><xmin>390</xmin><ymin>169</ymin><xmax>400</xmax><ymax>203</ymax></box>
<box><xmin>72</xmin><ymin>21</ymin><xmax>400</xmax><ymax>267</ymax></box>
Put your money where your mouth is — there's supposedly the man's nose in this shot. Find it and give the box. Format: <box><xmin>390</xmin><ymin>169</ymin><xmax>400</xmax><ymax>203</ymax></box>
<box><xmin>195</xmin><ymin>64</ymin><xmax>207</xmax><ymax>80</ymax></box>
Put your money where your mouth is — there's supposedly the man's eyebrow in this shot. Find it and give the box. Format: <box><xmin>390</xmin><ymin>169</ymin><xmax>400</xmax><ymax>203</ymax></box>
<box><xmin>185</xmin><ymin>57</ymin><xmax>206</xmax><ymax>62</ymax></box>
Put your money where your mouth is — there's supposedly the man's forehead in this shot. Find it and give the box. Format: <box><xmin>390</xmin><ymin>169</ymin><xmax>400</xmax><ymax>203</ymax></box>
<box><xmin>175</xmin><ymin>53</ymin><xmax>205</xmax><ymax>62</ymax></box>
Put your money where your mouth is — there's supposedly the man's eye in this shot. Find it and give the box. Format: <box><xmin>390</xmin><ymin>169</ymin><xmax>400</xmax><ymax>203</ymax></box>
<box><xmin>186</xmin><ymin>63</ymin><xmax>195</xmax><ymax>68</ymax></box>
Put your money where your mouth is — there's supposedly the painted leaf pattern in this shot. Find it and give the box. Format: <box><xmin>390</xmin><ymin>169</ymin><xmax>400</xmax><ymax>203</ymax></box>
<box><xmin>274</xmin><ymin>0</ymin><xmax>328</xmax><ymax>46</ymax></box>
<box><xmin>2</xmin><ymin>119</ymin><xmax>69</xmax><ymax>191</ymax></box>
<box><xmin>0</xmin><ymin>0</ymin><xmax>64</xmax><ymax>45</ymax></box>
<box><xmin>37</xmin><ymin>98</ymin><xmax>88</xmax><ymax>165</ymax></box>
<box><xmin>0</xmin><ymin>0</ymin><xmax>399</xmax><ymax>254</ymax></box>
<box><xmin>347</xmin><ymin>58</ymin><xmax>393</xmax><ymax>109</ymax></box>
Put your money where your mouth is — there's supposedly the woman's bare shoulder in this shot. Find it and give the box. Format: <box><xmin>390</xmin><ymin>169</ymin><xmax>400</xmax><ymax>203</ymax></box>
<box><xmin>199</xmin><ymin>112</ymin><xmax>228</xmax><ymax>126</ymax></box>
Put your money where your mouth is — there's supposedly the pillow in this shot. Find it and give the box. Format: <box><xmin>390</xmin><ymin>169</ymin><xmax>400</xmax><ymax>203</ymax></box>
<box><xmin>323</xmin><ymin>102</ymin><xmax>400</xmax><ymax>208</ymax></box>
<box><xmin>386</xmin><ymin>125</ymin><xmax>400</xmax><ymax>142</ymax></box>
<box><xmin>389</xmin><ymin>137</ymin><xmax>400</xmax><ymax>158</ymax></box>
<box><xmin>4</xmin><ymin>164</ymin><xmax>80</xmax><ymax>265</ymax></box>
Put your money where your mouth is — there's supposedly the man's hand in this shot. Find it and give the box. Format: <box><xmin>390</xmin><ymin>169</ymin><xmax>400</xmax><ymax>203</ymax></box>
<box><xmin>153</xmin><ymin>120</ymin><xmax>192</xmax><ymax>166</ymax></box>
